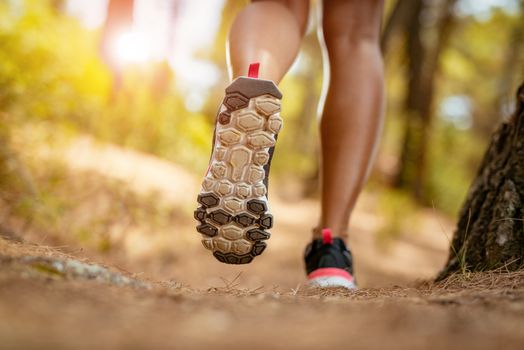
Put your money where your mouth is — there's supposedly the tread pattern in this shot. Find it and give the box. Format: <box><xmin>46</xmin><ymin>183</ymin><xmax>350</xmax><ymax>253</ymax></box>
<box><xmin>195</xmin><ymin>77</ymin><xmax>282</xmax><ymax>264</ymax></box>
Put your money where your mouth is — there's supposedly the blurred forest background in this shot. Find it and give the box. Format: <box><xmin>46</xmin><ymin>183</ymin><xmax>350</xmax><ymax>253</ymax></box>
<box><xmin>0</xmin><ymin>0</ymin><xmax>523</xmax><ymax>257</ymax></box>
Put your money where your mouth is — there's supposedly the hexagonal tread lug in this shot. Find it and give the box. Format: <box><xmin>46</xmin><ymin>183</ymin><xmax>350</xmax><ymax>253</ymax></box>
<box><xmin>194</xmin><ymin>207</ymin><xmax>207</xmax><ymax>222</ymax></box>
<box><xmin>218</xmin><ymin>129</ymin><xmax>242</xmax><ymax>146</ymax></box>
<box><xmin>197</xmin><ymin>224</ymin><xmax>218</xmax><ymax>237</ymax></box>
<box><xmin>215</xmin><ymin>180</ymin><xmax>234</xmax><ymax>196</ymax></box>
<box><xmin>213</xmin><ymin>251</ymin><xmax>227</xmax><ymax>263</ymax></box>
<box><xmin>235</xmin><ymin>213</ymin><xmax>257</xmax><ymax>227</ymax></box>
<box><xmin>225</xmin><ymin>255</ymin><xmax>240</xmax><ymax>264</ymax></box>
<box><xmin>259</xmin><ymin>214</ymin><xmax>273</xmax><ymax>229</ymax></box>
<box><xmin>202</xmin><ymin>178</ymin><xmax>215</xmax><ymax>191</ymax></box>
<box><xmin>223</xmin><ymin>197</ymin><xmax>244</xmax><ymax>214</ymax></box>
<box><xmin>223</xmin><ymin>92</ymin><xmax>249</xmax><ymax>111</ymax></box>
<box><xmin>214</xmin><ymin>252</ymin><xmax>239</xmax><ymax>264</ymax></box>
<box><xmin>218</xmin><ymin>111</ymin><xmax>231</xmax><ymax>125</ymax></box>
<box><xmin>214</xmin><ymin>237</ymin><xmax>231</xmax><ymax>252</ymax></box>
<box><xmin>267</xmin><ymin>114</ymin><xmax>283</xmax><ymax>134</ymax></box>
<box><xmin>215</xmin><ymin>146</ymin><xmax>227</xmax><ymax>161</ymax></box>
<box><xmin>251</xmin><ymin>242</ymin><xmax>267</xmax><ymax>256</ymax></box>
<box><xmin>211</xmin><ymin>162</ymin><xmax>227</xmax><ymax>179</ymax></box>
<box><xmin>221</xmin><ymin>224</ymin><xmax>244</xmax><ymax>240</ymax></box>
<box><xmin>246</xmin><ymin>229</ymin><xmax>270</xmax><ymax>241</ymax></box>
<box><xmin>246</xmin><ymin>165</ymin><xmax>264</xmax><ymax>185</ymax></box>
<box><xmin>232</xmin><ymin>240</ymin><xmax>252</xmax><ymax>255</ymax></box>
<box><xmin>235</xmin><ymin>183</ymin><xmax>251</xmax><ymax>198</ymax></box>
<box><xmin>255</xmin><ymin>97</ymin><xmax>281</xmax><ymax>116</ymax></box>
<box><xmin>237</xmin><ymin>110</ymin><xmax>264</xmax><ymax>132</ymax></box>
<box><xmin>201</xmin><ymin>239</ymin><xmax>213</xmax><ymax>250</ymax></box>
<box><xmin>239</xmin><ymin>255</ymin><xmax>254</xmax><ymax>264</ymax></box>
<box><xmin>253</xmin><ymin>151</ymin><xmax>270</xmax><ymax>166</ymax></box>
<box><xmin>208</xmin><ymin>209</ymin><xmax>232</xmax><ymax>225</ymax></box>
<box><xmin>197</xmin><ymin>193</ymin><xmax>219</xmax><ymax>208</ymax></box>
<box><xmin>247</xmin><ymin>199</ymin><xmax>267</xmax><ymax>215</ymax></box>
<box><xmin>213</xmin><ymin>252</ymin><xmax>253</xmax><ymax>265</ymax></box>
<box><xmin>247</xmin><ymin>132</ymin><xmax>275</xmax><ymax>149</ymax></box>
<box><xmin>253</xmin><ymin>183</ymin><xmax>267</xmax><ymax>197</ymax></box>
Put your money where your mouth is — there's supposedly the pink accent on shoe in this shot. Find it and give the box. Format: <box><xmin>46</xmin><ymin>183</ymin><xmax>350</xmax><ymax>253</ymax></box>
<box><xmin>322</xmin><ymin>228</ymin><xmax>333</xmax><ymax>245</ymax></box>
<box><xmin>248</xmin><ymin>62</ymin><xmax>260</xmax><ymax>78</ymax></box>
<box><xmin>308</xmin><ymin>267</ymin><xmax>353</xmax><ymax>281</ymax></box>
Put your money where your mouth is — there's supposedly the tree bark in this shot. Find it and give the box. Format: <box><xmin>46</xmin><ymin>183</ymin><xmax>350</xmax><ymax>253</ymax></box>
<box><xmin>437</xmin><ymin>83</ymin><xmax>524</xmax><ymax>280</ymax></box>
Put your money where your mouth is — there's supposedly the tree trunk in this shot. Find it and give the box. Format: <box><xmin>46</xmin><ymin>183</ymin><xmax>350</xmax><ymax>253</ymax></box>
<box><xmin>394</xmin><ymin>0</ymin><xmax>456</xmax><ymax>203</ymax></box>
<box><xmin>437</xmin><ymin>83</ymin><xmax>524</xmax><ymax>280</ymax></box>
<box><xmin>496</xmin><ymin>6</ymin><xmax>524</xmax><ymax>119</ymax></box>
<box><xmin>380</xmin><ymin>0</ymin><xmax>419</xmax><ymax>54</ymax></box>
<box><xmin>393</xmin><ymin>0</ymin><xmax>424</xmax><ymax>192</ymax></box>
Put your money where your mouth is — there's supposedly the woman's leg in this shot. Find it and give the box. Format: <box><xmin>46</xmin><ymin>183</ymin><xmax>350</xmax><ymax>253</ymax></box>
<box><xmin>196</xmin><ymin>1</ymin><xmax>310</xmax><ymax>264</ymax></box>
<box><xmin>318</xmin><ymin>0</ymin><xmax>385</xmax><ymax>238</ymax></box>
<box><xmin>228</xmin><ymin>0</ymin><xmax>309</xmax><ymax>83</ymax></box>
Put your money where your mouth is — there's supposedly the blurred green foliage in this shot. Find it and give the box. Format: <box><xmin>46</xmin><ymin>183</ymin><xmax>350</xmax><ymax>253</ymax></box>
<box><xmin>0</xmin><ymin>0</ymin><xmax>215</xmax><ymax>173</ymax></box>
<box><xmin>0</xmin><ymin>0</ymin><xmax>109</xmax><ymax>124</ymax></box>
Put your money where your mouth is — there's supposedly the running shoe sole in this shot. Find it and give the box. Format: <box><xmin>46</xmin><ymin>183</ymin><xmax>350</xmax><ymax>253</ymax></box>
<box><xmin>195</xmin><ymin>77</ymin><xmax>282</xmax><ymax>264</ymax></box>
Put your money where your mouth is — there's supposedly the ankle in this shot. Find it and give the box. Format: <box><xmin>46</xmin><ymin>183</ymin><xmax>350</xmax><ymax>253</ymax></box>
<box><xmin>312</xmin><ymin>227</ymin><xmax>348</xmax><ymax>241</ymax></box>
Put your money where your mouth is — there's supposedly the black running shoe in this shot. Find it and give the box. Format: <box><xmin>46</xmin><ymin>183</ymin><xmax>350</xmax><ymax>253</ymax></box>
<box><xmin>194</xmin><ymin>63</ymin><xmax>283</xmax><ymax>264</ymax></box>
<box><xmin>304</xmin><ymin>228</ymin><xmax>357</xmax><ymax>288</ymax></box>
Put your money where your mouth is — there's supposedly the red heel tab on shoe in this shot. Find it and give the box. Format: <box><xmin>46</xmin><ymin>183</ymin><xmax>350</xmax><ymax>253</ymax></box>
<box><xmin>248</xmin><ymin>62</ymin><xmax>260</xmax><ymax>78</ymax></box>
<box><xmin>322</xmin><ymin>228</ymin><xmax>333</xmax><ymax>245</ymax></box>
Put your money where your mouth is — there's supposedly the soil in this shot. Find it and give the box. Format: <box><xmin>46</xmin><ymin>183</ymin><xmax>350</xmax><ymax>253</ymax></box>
<box><xmin>1</xmin><ymin>138</ymin><xmax>524</xmax><ymax>349</ymax></box>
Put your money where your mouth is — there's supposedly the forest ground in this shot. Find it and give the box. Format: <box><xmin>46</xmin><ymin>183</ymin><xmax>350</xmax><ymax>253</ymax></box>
<box><xmin>1</xmin><ymin>137</ymin><xmax>524</xmax><ymax>349</ymax></box>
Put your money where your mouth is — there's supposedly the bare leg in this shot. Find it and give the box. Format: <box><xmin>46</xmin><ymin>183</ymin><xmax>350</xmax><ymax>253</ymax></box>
<box><xmin>318</xmin><ymin>0</ymin><xmax>385</xmax><ymax>239</ymax></box>
<box><xmin>228</xmin><ymin>0</ymin><xmax>309</xmax><ymax>83</ymax></box>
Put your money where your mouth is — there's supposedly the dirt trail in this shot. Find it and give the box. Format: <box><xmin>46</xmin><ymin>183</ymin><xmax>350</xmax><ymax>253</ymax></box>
<box><xmin>64</xmin><ymin>137</ymin><xmax>452</xmax><ymax>288</ymax></box>
<box><xmin>1</xmin><ymin>237</ymin><xmax>524</xmax><ymax>350</ymax></box>
<box><xmin>2</xmin><ymin>138</ymin><xmax>523</xmax><ymax>349</ymax></box>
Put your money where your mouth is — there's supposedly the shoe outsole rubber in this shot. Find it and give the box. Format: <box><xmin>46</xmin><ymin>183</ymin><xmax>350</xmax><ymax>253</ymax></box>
<box><xmin>307</xmin><ymin>267</ymin><xmax>357</xmax><ymax>289</ymax></box>
<box><xmin>195</xmin><ymin>77</ymin><xmax>282</xmax><ymax>264</ymax></box>
<box><xmin>308</xmin><ymin>276</ymin><xmax>357</xmax><ymax>289</ymax></box>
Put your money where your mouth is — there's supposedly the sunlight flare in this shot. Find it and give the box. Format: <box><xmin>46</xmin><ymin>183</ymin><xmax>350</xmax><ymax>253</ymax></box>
<box><xmin>113</xmin><ymin>30</ymin><xmax>151</xmax><ymax>64</ymax></box>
